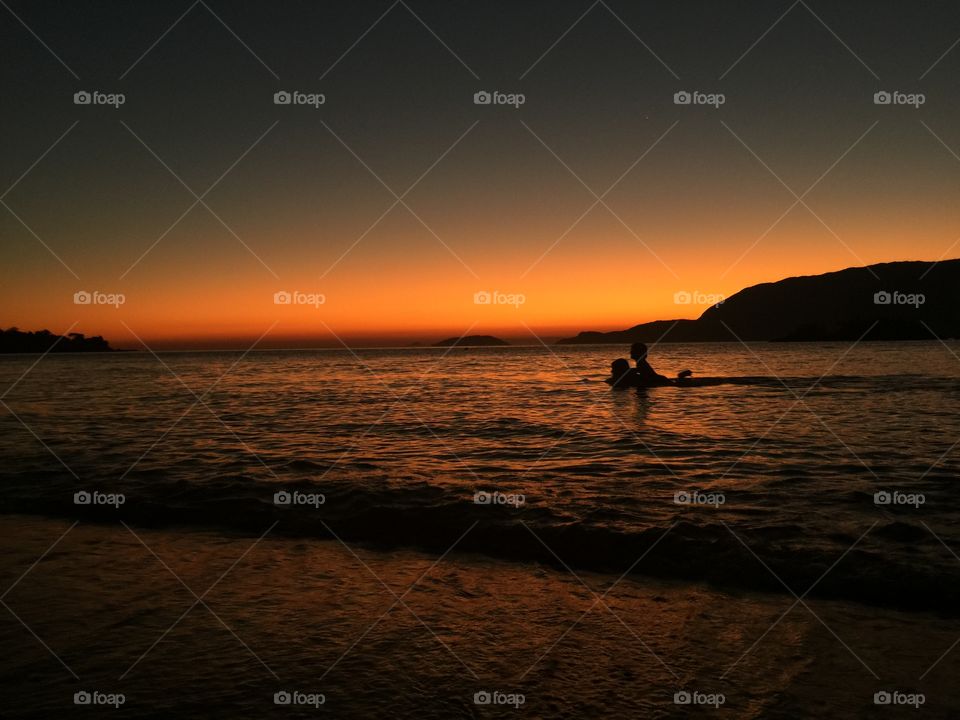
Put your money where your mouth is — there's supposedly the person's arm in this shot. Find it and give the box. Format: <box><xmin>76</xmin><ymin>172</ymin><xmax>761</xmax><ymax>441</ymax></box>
<box><xmin>631</xmin><ymin>361</ymin><xmax>664</xmax><ymax>385</ymax></box>
<box><xmin>637</xmin><ymin>360</ymin><xmax>668</xmax><ymax>381</ymax></box>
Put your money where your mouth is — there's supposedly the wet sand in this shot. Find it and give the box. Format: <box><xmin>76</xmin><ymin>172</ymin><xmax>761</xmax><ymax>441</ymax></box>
<box><xmin>0</xmin><ymin>515</ymin><xmax>956</xmax><ymax>718</ymax></box>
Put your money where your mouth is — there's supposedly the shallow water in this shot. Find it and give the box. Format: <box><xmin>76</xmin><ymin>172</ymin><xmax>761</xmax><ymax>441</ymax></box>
<box><xmin>2</xmin><ymin>342</ymin><xmax>959</xmax><ymax>609</ymax></box>
<box><xmin>1</xmin><ymin>342</ymin><xmax>960</xmax><ymax>716</ymax></box>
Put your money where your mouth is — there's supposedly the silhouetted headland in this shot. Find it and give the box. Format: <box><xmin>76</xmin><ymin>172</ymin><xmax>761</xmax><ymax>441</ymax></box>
<box><xmin>0</xmin><ymin>328</ymin><xmax>112</xmax><ymax>353</ymax></box>
<box><xmin>558</xmin><ymin>260</ymin><xmax>960</xmax><ymax>344</ymax></box>
<box><xmin>433</xmin><ymin>335</ymin><xmax>509</xmax><ymax>347</ymax></box>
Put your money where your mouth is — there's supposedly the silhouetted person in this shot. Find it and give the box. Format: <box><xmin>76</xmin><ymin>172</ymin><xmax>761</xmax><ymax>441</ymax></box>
<box><xmin>606</xmin><ymin>358</ymin><xmax>637</xmax><ymax>389</ymax></box>
<box><xmin>630</xmin><ymin>343</ymin><xmax>673</xmax><ymax>386</ymax></box>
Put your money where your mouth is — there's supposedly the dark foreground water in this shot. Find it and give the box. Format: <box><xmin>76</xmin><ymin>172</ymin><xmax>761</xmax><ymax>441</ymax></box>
<box><xmin>1</xmin><ymin>342</ymin><xmax>959</xmax><ymax>717</ymax></box>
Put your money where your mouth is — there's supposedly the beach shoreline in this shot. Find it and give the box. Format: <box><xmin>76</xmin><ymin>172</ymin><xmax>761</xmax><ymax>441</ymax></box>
<box><xmin>0</xmin><ymin>515</ymin><xmax>955</xmax><ymax>719</ymax></box>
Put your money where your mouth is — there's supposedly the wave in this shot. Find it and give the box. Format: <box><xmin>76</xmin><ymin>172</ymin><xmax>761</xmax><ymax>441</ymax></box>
<box><xmin>2</xmin><ymin>476</ymin><xmax>957</xmax><ymax>616</ymax></box>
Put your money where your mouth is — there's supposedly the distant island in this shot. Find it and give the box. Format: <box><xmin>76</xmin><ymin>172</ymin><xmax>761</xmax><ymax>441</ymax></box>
<box><xmin>558</xmin><ymin>260</ymin><xmax>960</xmax><ymax>344</ymax></box>
<box><xmin>433</xmin><ymin>335</ymin><xmax>509</xmax><ymax>347</ymax></box>
<box><xmin>0</xmin><ymin>328</ymin><xmax>112</xmax><ymax>353</ymax></box>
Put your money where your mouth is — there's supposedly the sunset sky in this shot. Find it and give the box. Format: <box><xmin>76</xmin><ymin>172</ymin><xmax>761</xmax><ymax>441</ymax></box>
<box><xmin>3</xmin><ymin>1</ymin><xmax>960</xmax><ymax>348</ymax></box>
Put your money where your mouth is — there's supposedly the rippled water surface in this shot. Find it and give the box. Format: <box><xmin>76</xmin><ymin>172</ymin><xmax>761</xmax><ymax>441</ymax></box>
<box><xmin>3</xmin><ymin>342</ymin><xmax>960</xmax><ymax>606</ymax></box>
<box><xmin>2</xmin><ymin>343</ymin><xmax>960</xmax><ymax>717</ymax></box>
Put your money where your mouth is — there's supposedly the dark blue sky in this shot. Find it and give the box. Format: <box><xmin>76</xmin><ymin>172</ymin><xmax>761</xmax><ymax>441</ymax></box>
<box><xmin>3</xmin><ymin>0</ymin><xmax>960</xmax><ymax>346</ymax></box>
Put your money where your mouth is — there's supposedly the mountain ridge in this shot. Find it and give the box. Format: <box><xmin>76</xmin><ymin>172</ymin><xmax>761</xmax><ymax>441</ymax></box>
<box><xmin>433</xmin><ymin>335</ymin><xmax>510</xmax><ymax>347</ymax></box>
<box><xmin>557</xmin><ymin>260</ymin><xmax>960</xmax><ymax>344</ymax></box>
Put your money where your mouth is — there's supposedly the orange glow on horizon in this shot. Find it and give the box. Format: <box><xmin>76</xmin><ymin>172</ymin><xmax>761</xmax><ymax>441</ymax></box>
<box><xmin>4</xmin><ymin>224</ymin><xmax>953</xmax><ymax>349</ymax></box>
<box><xmin>5</xmin><ymin>163</ymin><xmax>957</xmax><ymax>349</ymax></box>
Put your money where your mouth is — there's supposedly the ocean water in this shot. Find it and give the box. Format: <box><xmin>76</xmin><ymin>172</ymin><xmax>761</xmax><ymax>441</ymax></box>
<box><xmin>2</xmin><ymin>342</ymin><xmax>960</xmax><ymax>717</ymax></box>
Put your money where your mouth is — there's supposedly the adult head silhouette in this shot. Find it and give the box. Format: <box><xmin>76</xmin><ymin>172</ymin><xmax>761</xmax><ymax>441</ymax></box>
<box><xmin>630</xmin><ymin>342</ymin><xmax>648</xmax><ymax>361</ymax></box>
